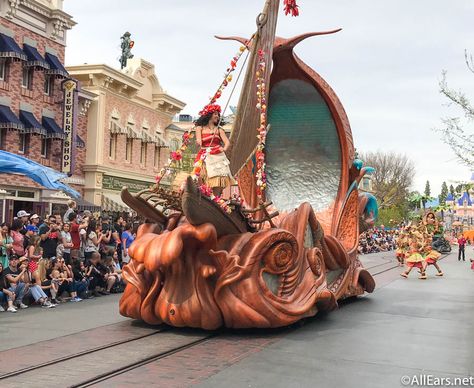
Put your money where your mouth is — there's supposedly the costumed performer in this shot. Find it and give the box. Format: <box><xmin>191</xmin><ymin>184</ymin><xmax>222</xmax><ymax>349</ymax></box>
<box><xmin>395</xmin><ymin>226</ymin><xmax>410</xmax><ymax>266</ymax></box>
<box><xmin>422</xmin><ymin>236</ymin><xmax>444</xmax><ymax>277</ymax></box>
<box><xmin>401</xmin><ymin>235</ymin><xmax>427</xmax><ymax>279</ymax></box>
<box><xmin>194</xmin><ymin>104</ymin><xmax>235</xmax><ymax>197</ymax></box>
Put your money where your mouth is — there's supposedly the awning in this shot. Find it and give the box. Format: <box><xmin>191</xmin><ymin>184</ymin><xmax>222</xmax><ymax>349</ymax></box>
<box><xmin>19</xmin><ymin>110</ymin><xmax>46</xmax><ymax>135</ymax></box>
<box><xmin>154</xmin><ymin>132</ymin><xmax>169</xmax><ymax>147</ymax></box>
<box><xmin>44</xmin><ymin>52</ymin><xmax>68</xmax><ymax>78</ymax></box>
<box><xmin>42</xmin><ymin>116</ymin><xmax>66</xmax><ymax>139</ymax></box>
<box><xmin>0</xmin><ymin>33</ymin><xmax>27</xmax><ymax>61</ymax></box>
<box><xmin>23</xmin><ymin>44</ymin><xmax>49</xmax><ymax>69</ymax></box>
<box><xmin>141</xmin><ymin>131</ymin><xmax>154</xmax><ymax>143</ymax></box>
<box><xmin>76</xmin><ymin>197</ymin><xmax>100</xmax><ymax>212</ymax></box>
<box><xmin>102</xmin><ymin>192</ymin><xmax>130</xmax><ymax>212</ymax></box>
<box><xmin>0</xmin><ymin>105</ymin><xmax>24</xmax><ymax>130</ymax></box>
<box><xmin>126</xmin><ymin>125</ymin><xmax>143</xmax><ymax>140</ymax></box>
<box><xmin>110</xmin><ymin>121</ymin><xmax>127</xmax><ymax>135</ymax></box>
<box><xmin>75</xmin><ymin>134</ymin><xmax>85</xmax><ymax>148</ymax></box>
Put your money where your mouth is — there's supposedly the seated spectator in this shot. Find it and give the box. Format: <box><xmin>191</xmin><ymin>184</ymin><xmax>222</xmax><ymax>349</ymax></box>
<box><xmin>38</xmin><ymin>258</ymin><xmax>57</xmax><ymax>300</ymax></box>
<box><xmin>3</xmin><ymin>255</ymin><xmax>29</xmax><ymax>309</ymax></box>
<box><xmin>19</xmin><ymin>257</ymin><xmax>54</xmax><ymax>308</ymax></box>
<box><xmin>50</xmin><ymin>258</ymin><xmax>82</xmax><ymax>302</ymax></box>
<box><xmin>86</xmin><ymin>252</ymin><xmax>113</xmax><ymax>296</ymax></box>
<box><xmin>104</xmin><ymin>255</ymin><xmax>123</xmax><ymax>293</ymax></box>
<box><xmin>0</xmin><ymin>262</ymin><xmax>17</xmax><ymax>312</ymax></box>
<box><xmin>72</xmin><ymin>261</ymin><xmax>92</xmax><ymax>299</ymax></box>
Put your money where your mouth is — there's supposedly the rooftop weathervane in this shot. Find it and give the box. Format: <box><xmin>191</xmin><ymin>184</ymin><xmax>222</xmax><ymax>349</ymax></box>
<box><xmin>119</xmin><ymin>31</ymin><xmax>134</xmax><ymax>69</ymax></box>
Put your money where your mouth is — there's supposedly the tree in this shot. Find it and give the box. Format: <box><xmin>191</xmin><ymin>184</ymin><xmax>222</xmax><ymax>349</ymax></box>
<box><xmin>439</xmin><ymin>181</ymin><xmax>448</xmax><ymax>205</ymax></box>
<box><xmin>359</xmin><ymin>151</ymin><xmax>415</xmax><ymax>209</ymax></box>
<box><xmin>424</xmin><ymin>180</ymin><xmax>431</xmax><ymax>197</ymax></box>
<box><xmin>449</xmin><ymin>184</ymin><xmax>456</xmax><ymax>198</ymax></box>
<box><xmin>435</xmin><ymin>51</ymin><xmax>474</xmax><ymax>168</ymax></box>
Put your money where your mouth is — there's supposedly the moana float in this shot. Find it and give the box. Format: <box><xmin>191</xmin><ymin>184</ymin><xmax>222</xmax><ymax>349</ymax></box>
<box><xmin>119</xmin><ymin>0</ymin><xmax>378</xmax><ymax>329</ymax></box>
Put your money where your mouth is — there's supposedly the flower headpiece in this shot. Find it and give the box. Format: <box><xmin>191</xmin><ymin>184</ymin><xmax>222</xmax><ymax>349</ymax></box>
<box><xmin>199</xmin><ymin>104</ymin><xmax>222</xmax><ymax>117</ymax></box>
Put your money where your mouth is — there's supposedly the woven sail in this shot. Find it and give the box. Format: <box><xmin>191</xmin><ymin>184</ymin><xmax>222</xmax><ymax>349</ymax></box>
<box><xmin>228</xmin><ymin>0</ymin><xmax>279</xmax><ymax>175</ymax></box>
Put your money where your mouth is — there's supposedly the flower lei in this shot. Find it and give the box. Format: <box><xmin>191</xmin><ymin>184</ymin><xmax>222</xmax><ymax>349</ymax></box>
<box><xmin>155</xmin><ymin>44</ymin><xmax>248</xmax><ymax>187</ymax></box>
<box><xmin>283</xmin><ymin>0</ymin><xmax>300</xmax><ymax>17</ymax></box>
<box><xmin>255</xmin><ymin>49</ymin><xmax>268</xmax><ymax>199</ymax></box>
<box><xmin>199</xmin><ymin>184</ymin><xmax>233</xmax><ymax>214</ymax></box>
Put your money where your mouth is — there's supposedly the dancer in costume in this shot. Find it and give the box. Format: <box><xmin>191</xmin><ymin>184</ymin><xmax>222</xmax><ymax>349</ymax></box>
<box><xmin>395</xmin><ymin>226</ymin><xmax>410</xmax><ymax>266</ymax></box>
<box><xmin>401</xmin><ymin>235</ymin><xmax>427</xmax><ymax>279</ymax></box>
<box><xmin>194</xmin><ymin>104</ymin><xmax>234</xmax><ymax>197</ymax></box>
<box><xmin>422</xmin><ymin>235</ymin><xmax>444</xmax><ymax>276</ymax></box>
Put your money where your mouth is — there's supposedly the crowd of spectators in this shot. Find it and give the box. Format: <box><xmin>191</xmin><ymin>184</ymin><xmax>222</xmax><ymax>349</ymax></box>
<box><xmin>358</xmin><ymin>228</ymin><xmax>399</xmax><ymax>255</ymax></box>
<box><xmin>0</xmin><ymin>200</ymin><xmax>135</xmax><ymax>313</ymax></box>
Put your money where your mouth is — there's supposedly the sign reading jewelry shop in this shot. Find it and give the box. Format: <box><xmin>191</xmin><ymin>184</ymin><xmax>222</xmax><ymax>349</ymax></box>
<box><xmin>61</xmin><ymin>79</ymin><xmax>78</xmax><ymax>175</ymax></box>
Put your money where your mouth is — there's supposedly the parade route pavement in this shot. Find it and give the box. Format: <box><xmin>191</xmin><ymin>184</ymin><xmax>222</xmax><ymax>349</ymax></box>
<box><xmin>198</xmin><ymin>252</ymin><xmax>474</xmax><ymax>388</ymax></box>
<box><xmin>0</xmin><ymin>251</ymin><xmax>472</xmax><ymax>387</ymax></box>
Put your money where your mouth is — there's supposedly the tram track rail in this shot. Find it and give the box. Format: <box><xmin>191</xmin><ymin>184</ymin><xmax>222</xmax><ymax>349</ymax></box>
<box><xmin>0</xmin><ymin>327</ymin><xmax>167</xmax><ymax>381</ymax></box>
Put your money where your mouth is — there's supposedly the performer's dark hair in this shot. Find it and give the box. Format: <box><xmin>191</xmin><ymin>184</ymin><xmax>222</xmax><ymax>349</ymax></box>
<box><xmin>194</xmin><ymin>113</ymin><xmax>227</xmax><ymax>127</ymax></box>
<box><xmin>194</xmin><ymin>112</ymin><xmax>213</xmax><ymax>127</ymax></box>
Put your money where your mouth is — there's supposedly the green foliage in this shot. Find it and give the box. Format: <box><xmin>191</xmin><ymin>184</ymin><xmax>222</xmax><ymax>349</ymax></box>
<box><xmin>375</xmin><ymin>205</ymin><xmax>408</xmax><ymax>227</ymax></box>
<box><xmin>424</xmin><ymin>180</ymin><xmax>431</xmax><ymax>197</ymax></box>
<box><xmin>439</xmin><ymin>181</ymin><xmax>448</xmax><ymax>205</ymax></box>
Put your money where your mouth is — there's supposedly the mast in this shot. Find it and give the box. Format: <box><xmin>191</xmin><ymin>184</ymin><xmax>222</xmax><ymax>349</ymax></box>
<box><xmin>227</xmin><ymin>0</ymin><xmax>280</xmax><ymax>176</ymax></box>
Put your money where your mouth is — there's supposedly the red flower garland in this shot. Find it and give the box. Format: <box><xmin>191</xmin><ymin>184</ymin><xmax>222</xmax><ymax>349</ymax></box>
<box><xmin>283</xmin><ymin>0</ymin><xmax>299</xmax><ymax>17</ymax></box>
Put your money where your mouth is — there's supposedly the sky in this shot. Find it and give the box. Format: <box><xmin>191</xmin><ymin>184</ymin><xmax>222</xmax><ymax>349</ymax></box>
<box><xmin>63</xmin><ymin>0</ymin><xmax>474</xmax><ymax>196</ymax></box>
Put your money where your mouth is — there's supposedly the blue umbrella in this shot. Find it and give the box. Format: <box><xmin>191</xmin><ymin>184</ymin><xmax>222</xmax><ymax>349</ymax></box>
<box><xmin>0</xmin><ymin>150</ymin><xmax>80</xmax><ymax>198</ymax></box>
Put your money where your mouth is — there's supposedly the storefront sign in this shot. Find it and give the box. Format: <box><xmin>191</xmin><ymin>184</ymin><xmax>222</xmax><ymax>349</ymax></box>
<box><xmin>61</xmin><ymin>79</ymin><xmax>78</xmax><ymax>175</ymax></box>
<box><xmin>102</xmin><ymin>175</ymin><xmax>152</xmax><ymax>193</ymax></box>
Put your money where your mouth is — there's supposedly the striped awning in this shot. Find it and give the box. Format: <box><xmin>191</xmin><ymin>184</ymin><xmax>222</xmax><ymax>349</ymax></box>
<box><xmin>153</xmin><ymin>132</ymin><xmax>169</xmax><ymax>147</ymax></box>
<box><xmin>0</xmin><ymin>33</ymin><xmax>26</xmax><ymax>61</ymax></box>
<box><xmin>44</xmin><ymin>52</ymin><xmax>68</xmax><ymax>78</ymax></box>
<box><xmin>141</xmin><ymin>131</ymin><xmax>155</xmax><ymax>143</ymax></box>
<box><xmin>126</xmin><ymin>125</ymin><xmax>143</xmax><ymax>140</ymax></box>
<box><xmin>0</xmin><ymin>105</ymin><xmax>24</xmax><ymax>130</ymax></box>
<box><xmin>101</xmin><ymin>192</ymin><xmax>130</xmax><ymax>212</ymax></box>
<box><xmin>23</xmin><ymin>44</ymin><xmax>49</xmax><ymax>69</ymax></box>
<box><xmin>110</xmin><ymin>120</ymin><xmax>127</xmax><ymax>135</ymax></box>
<box><xmin>19</xmin><ymin>110</ymin><xmax>46</xmax><ymax>135</ymax></box>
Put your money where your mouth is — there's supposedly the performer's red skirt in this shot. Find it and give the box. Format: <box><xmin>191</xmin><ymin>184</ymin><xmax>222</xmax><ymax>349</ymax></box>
<box><xmin>407</xmin><ymin>262</ymin><xmax>423</xmax><ymax>268</ymax></box>
<box><xmin>425</xmin><ymin>258</ymin><xmax>437</xmax><ymax>265</ymax></box>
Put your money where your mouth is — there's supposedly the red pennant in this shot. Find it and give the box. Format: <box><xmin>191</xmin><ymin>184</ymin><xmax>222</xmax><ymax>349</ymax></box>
<box><xmin>283</xmin><ymin>0</ymin><xmax>299</xmax><ymax>17</ymax></box>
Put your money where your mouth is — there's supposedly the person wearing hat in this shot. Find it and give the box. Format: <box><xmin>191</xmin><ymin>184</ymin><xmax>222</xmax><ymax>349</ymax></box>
<box><xmin>16</xmin><ymin>210</ymin><xmax>30</xmax><ymax>235</ymax></box>
<box><xmin>29</xmin><ymin>214</ymin><xmax>40</xmax><ymax>227</ymax></box>
<box><xmin>3</xmin><ymin>255</ymin><xmax>29</xmax><ymax>309</ymax></box>
<box><xmin>23</xmin><ymin>224</ymin><xmax>38</xmax><ymax>253</ymax></box>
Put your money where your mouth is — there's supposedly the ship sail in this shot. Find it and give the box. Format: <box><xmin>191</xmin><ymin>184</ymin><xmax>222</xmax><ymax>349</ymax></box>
<box><xmin>227</xmin><ymin>0</ymin><xmax>280</xmax><ymax>179</ymax></box>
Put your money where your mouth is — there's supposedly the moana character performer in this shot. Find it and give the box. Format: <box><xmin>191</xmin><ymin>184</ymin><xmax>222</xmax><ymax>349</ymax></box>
<box><xmin>401</xmin><ymin>236</ymin><xmax>427</xmax><ymax>279</ymax></box>
<box><xmin>194</xmin><ymin>104</ymin><xmax>234</xmax><ymax>197</ymax></box>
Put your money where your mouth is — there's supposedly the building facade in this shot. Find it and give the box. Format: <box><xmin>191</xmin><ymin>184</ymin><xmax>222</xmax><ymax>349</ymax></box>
<box><xmin>0</xmin><ymin>0</ymin><xmax>91</xmax><ymax>223</ymax></box>
<box><xmin>67</xmin><ymin>57</ymin><xmax>185</xmax><ymax>211</ymax></box>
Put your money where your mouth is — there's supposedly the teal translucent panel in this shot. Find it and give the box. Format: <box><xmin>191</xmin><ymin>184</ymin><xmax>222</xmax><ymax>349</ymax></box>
<box><xmin>266</xmin><ymin>79</ymin><xmax>341</xmax><ymax>213</ymax></box>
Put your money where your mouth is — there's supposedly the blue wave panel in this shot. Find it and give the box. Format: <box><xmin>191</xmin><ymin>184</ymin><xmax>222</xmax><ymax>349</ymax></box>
<box><xmin>266</xmin><ymin>79</ymin><xmax>341</xmax><ymax>213</ymax></box>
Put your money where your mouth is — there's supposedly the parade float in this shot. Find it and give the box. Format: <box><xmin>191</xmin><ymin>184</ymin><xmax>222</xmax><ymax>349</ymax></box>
<box><xmin>119</xmin><ymin>0</ymin><xmax>378</xmax><ymax>329</ymax></box>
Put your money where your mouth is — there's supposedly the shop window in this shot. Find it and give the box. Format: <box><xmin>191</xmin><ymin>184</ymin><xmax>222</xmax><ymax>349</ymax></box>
<box><xmin>0</xmin><ymin>59</ymin><xmax>9</xmax><ymax>81</ymax></box>
<box><xmin>41</xmin><ymin>138</ymin><xmax>49</xmax><ymax>158</ymax></box>
<box><xmin>44</xmin><ymin>75</ymin><xmax>54</xmax><ymax>96</ymax></box>
<box><xmin>109</xmin><ymin>133</ymin><xmax>117</xmax><ymax>159</ymax></box>
<box><xmin>22</xmin><ymin>67</ymin><xmax>33</xmax><ymax>90</ymax></box>
<box><xmin>140</xmin><ymin>141</ymin><xmax>147</xmax><ymax>166</ymax></box>
<box><xmin>19</xmin><ymin>133</ymin><xmax>29</xmax><ymax>154</ymax></box>
<box><xmin>153</xmin><ymin>146</ymin><xmax>161</xmax><ymax>167</ymax></box>
<box><xmin>125</xmin><ymin>138</ymin><xmax>133</xmax><ymax>162</ymax></box>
